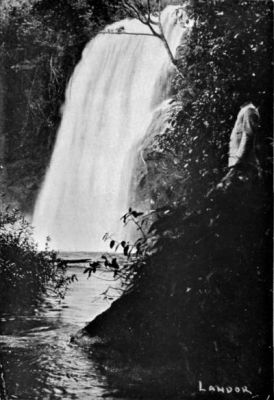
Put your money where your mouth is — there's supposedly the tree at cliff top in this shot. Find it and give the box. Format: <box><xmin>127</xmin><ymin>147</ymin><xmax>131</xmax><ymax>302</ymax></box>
<box><xmin>75</xmin><ymin>1</ymin><xmax>272</xmax><ymax>397</ymax></box>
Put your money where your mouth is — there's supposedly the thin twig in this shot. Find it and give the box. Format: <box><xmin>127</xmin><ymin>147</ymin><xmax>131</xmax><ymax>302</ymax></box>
<box><xmin>100</xmin><ymin>31</ymin><xmax>155</xmax><ymax>37</ymax></box>
<box><xmin>157</xmin><ymin>0</ymin><xmax>184</xmax><ymax>78</ymax></box>
<box><xmin>121</xmin><ymin>0</ymin><xmax>184</xmax><ymax>79</ymax></box>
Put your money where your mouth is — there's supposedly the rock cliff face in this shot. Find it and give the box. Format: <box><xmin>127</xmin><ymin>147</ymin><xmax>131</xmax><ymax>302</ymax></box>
<box><xmin>129</xmin><ymin>100</ymin><xmax>186</xmax><ymax>213</ymax></box>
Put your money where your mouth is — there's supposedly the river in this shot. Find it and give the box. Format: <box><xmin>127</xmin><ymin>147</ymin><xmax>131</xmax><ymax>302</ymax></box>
<box><xmin>0</xmin><ymin>253</ymin><xmax>128</xmax><ymax>400</ymax></box>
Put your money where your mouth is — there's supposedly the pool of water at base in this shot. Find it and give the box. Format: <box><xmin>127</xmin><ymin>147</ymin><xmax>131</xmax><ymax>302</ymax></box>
<box><xmin>0</xmin><ymin>252</ymin><xmax>129</xmax><ymax>400</ymax></box>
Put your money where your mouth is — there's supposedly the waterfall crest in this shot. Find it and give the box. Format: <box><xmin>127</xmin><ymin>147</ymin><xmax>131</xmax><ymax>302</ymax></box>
<box><xmin>33</xmin><ymin>6</ymin><xmax>189</xmax><ymax>251</ymax></box>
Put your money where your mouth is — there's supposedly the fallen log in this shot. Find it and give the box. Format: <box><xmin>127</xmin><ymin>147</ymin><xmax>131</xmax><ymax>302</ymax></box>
<box><xmin>57</xmin><ymin>258</ymin><xmax>92</xmax><ymax>265</ymax></box>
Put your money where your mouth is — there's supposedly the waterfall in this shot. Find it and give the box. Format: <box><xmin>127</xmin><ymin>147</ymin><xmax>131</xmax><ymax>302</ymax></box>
<box><xmin>33</xmin><ymin>6</ymin><xmax>189</xmax><ymax>251</ymax></box>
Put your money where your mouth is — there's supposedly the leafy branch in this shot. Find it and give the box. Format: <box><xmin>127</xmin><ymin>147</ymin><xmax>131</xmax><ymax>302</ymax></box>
<box><xmin>82</xmin><ymin>208</ymin><xmax>159</xmax><ymax>298</ymax></box>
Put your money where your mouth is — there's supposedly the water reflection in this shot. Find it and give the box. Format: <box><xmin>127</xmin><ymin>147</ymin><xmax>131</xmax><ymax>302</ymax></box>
<box><xmin>0</xmin><ymin>264</ymin><xmax>122</xmax><ymax>400</ymax></box>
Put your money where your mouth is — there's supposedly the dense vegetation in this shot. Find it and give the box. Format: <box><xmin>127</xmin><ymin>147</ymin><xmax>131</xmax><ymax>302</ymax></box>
<box><xmin>140</xmin><ymin>0</ymin><xmax>272</xmax><ymax>209</ymax></box>
<box><xmin>75</xmin><ymin>1</ymin><xmax>272</xmax><ymax>398</ymax></box>
<box><xmin>0</xmin><ymin>205</ymin><xmax>70</xmax><ymax>313</ymax></box>
<box><xmin>0</xmin><ymin>0</ymin><xmax>272</xmax><ymax>398</ymax></box>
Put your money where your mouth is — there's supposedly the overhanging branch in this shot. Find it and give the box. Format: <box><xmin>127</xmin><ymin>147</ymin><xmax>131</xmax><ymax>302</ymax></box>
<box><xmin>121</xmin><ymin>0</ymin><xmax>184</xmax><ymax>79</ymax></box>
<box><xmin>100</xmin><ymin>31</ymin><xmax>156</xmax><ymax>37</ymax></box>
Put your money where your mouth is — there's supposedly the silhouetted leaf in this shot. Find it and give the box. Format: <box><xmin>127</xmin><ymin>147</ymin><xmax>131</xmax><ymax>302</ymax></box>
<box><xmin>111</xmin><ymin>258</ymin><xmax>119</xmax><ymax>269</ymax></box>
<box><xmin>131</xmin><ymin>211</ymin><xmax>144</xmax><ymax>218</ymax></box>
<box><xmin>123</xmin><ymin>245</ymin><xmax>129</xmax><ymax>256</ymax></box>
<box><xmin>89</xmin><ymin>261</ymin><xmax>100</xmax><ymax>273</ymax></box>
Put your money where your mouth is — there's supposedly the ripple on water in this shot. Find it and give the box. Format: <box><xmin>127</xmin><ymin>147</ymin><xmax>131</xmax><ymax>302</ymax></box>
<box><xmin>0</xmin><ymin>265</ymin><xmax>121</xmax><ymax>399</ymax></box>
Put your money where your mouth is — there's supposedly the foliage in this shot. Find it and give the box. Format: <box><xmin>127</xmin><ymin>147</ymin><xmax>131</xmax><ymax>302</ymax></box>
<box><xmin>0</xmin><ymin>1</ymin><xmax>272</xmax><ymax>391</ymax></box>
<box><xmin>82</xmin><ymin>1</ymin><xmax>272</xmax><ymax>394</ymax></box>
<box><xmin>85</xmin><ymin>176</ymin><xmax>272</xmax><ymax>396</ymax></box>
<box><xmin>78</xmin><ymin>0</ymin><xmax>272</xmax><ymax>309</ymax></box>
<box><xmin>0</xmin><ymin>0</ymin><xmax>125</xmax><ymax>210</ymax></box>
<box><xmin>154</xmin><ymin>0</ymin><xmax>272</xmax><ymax>207</ymax></box>
<box><xmin>83</xmin><ymin>208</ymin><xmax>152</xmax><ymax>297</ymax></box>
<box><xmin>98</xmin><ymin>0</ymin><xmax>272</xmax><ymax>291</ymax></box>
<box><xmin>0</xmin><ymin>205</ymin><xmax>70</xmax><ymax>312</ymax></box>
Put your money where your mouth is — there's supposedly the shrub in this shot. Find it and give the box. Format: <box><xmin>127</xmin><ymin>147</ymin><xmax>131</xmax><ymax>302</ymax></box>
<box><xmin>0</xmin><ymin>206</ymin><xmax>69</xmax><ymax>313</ymax></box>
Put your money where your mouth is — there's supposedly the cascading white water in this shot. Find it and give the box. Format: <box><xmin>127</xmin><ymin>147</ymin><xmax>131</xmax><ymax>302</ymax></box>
<box><xmin>33</xmin><ymin>6</ymin><xmax>189</xmax><ymax>251</ymax></box>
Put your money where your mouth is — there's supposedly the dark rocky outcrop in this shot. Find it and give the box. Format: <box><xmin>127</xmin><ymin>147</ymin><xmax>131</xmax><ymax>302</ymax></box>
<box><xmin>72</xmin><ymin>176</ymin><xmax>272</xmax><ymax>398</ymax></box>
